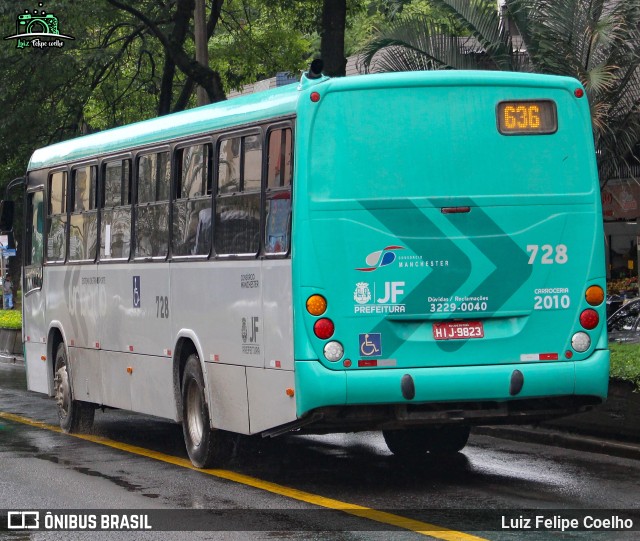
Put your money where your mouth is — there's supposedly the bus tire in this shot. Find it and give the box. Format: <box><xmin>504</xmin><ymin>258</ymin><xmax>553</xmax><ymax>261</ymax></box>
<box><xmin>382</xmin><ymin>428</ymin><xmax>431</xmax><ymax>458</ymax></box>
<box><xmin>426</xmin><ymin>425</ymin><xmax>470</xmax><ymax>454</ymax></box>
<box><xmin>181</xmin><ymin>354</ymin><xmax>233</xmax><ymax>468</ymax></box>
<box><xmin>53</xmin><ymin>343</ymin><xmax>95</xmax><ymax>433</ymax></box>
<box><xmin>383</xmin><ymin>425</ymin><xmax>470</xmax><ymax>458</ymax></box>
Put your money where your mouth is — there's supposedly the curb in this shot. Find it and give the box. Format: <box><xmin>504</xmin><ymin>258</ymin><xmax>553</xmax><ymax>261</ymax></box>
<box><xmin>0</xmin><ymin>328</ymin><xmax>22</xmax><ymax>359</ymax></box>
<box><xmin>474</xmin><ymin>425</ymin><xmax>640</xmax><ymax>461</ymax></box>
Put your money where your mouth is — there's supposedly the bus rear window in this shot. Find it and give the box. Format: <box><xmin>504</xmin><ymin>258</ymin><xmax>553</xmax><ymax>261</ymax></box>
<box><xmin>309</xmin><ymin>88</ymin><xmax>593</xmax><ymax>201</ymax></box>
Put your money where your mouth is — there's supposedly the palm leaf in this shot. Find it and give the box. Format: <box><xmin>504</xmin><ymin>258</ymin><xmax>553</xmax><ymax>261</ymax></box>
<box><xmin>432</xmin><ymin>0</ymin><xmax>517</xmax><ymax>70</ymax></box>
<box><xmin>359</xmin><ymin>16</ymin><xmax>490</xmax><ymax>73</ymax></box>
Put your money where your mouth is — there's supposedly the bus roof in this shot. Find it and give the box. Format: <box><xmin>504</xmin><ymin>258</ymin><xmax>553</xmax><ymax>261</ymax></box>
<box><xmin>27</xmin><ymin>82</ymin><xmax>302</xmax><ymax>171</ymax></box>
<box><xmin>27</xmin><ymin>70</ymin><xmax>583</xmax><ymax>171</ymax></box>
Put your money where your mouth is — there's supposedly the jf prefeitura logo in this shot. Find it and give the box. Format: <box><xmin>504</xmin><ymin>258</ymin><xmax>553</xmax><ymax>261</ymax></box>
<box><xmin>4</xmin><ymin>2</ymin><xmax>74</xmax><ymax>49</ymax></box>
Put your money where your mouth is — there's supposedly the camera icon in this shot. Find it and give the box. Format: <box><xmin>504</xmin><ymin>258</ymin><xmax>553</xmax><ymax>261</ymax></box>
<box><xmin>7</xmin><ymin>511</ymin><xmax>40</xmax><ymax>530</ymax></box>
<box><xmin>17</xmin><ymin>12</ymin><xmax>59</xmax><ymax>35</ymax></box>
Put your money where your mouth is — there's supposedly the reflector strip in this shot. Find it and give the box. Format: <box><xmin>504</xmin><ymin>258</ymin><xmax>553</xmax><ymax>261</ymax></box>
<box><xmin>521</xmin><ymin>353</ymin><xmax>559</xmax><ymax>361</ymax></box>
<box><xmin>441</xmin><ymin>206</ymin><xmax>471</xmax><ymax>214</ymax></box>
<box><xmin>358</xmin><ymin>359</ymin><xmax>377</xmax><ymax>367</ymax></box>
<box><xmin>377</xmin><ymin>359</ymin><xmax>397</xmax><ymax>367</ymax></box>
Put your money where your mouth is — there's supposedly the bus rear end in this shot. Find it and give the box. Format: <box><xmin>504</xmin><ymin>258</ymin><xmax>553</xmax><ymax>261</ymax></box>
<box><xmin>292</xmin><ymin>71</ymin><xmax>608</xmax><ymax>451</ymax></box>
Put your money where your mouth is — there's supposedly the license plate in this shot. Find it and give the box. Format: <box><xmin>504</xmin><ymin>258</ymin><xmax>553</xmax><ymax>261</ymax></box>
<box><xmin>433</xmin><ymin>321</ymin><xmax>484</xmax><ymax>340</ymax></box>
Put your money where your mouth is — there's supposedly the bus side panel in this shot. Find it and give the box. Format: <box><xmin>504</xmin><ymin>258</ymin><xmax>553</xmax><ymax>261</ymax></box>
<box><xmin>171</xmin><ymin>260</ymin><xmax>264</xmax><ymax>369</ymax></box>
<box><xmin>68</xmin><ymin>347</ymin><xmax>102</xmax><ymax>404</ymax></box>
<box><xmin>206</xmin><ymin>363</ymin><xmax>250</xmax><ymax>434</ymax></box>
<box><xmin>24</xmin><ymin>342</ymin><xmax>50</xmax><ymax>395</ymax></box>
<box><xmin>97</xmin><ymin>350</ymin><xmax>176</xmax><ymax>420</ymax></box>
<box><xmin>46</xmin><ymin>266</ymin><xmax>103</xmax><ymax>353</ymax></box>
<box><xmin>100</xmin><ymin>350</ymin><xmax>132</xmax><ymax>411</ymax></box>
<box><xmin>99</xmin><ymin>265</ymin><xmax>172</xmax><ymax>357</ymax></box>
<box><xmin>244</xmin><ymin>259</ymin><xmax>296</xmax><ymax>434</ymax></box>
<box><xmin>246</xmin><ymin>367</ymin><xmax>296</xmax><ymax>433</ymax></box>
<box><xmin>129</xmin><ymin>354</ymin><xmax>177</xmax><ymax>419</ymax></box>
<box><xmin>262</xmin><ymin>260</ymin><xmax>294</xmax><ymax>369</ymax></box>
<box><xmin>171</xmin><ymin>260</ymin><xmax>262</xmax><ymax>433</ymax></box>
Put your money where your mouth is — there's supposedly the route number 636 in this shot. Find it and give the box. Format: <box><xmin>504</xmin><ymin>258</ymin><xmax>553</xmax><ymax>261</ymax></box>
<box><xmin>527</xmin><ymin>244</ymin><xmax>568</xmax><ymax>265</ymax></box>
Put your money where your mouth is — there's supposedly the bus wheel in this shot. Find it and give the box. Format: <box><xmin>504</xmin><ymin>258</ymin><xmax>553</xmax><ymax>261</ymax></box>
<box><xmin>382</xmin><ymin>428</ymin><xmax>431</xmax><ymax>458</ymax></box>
<box><xmin>181</xmin><ymin>354</ymin><xmax>233</xmax><ymax>468</ymax></box>
<box><xmin>425</xmin><ymin>425</ymin><xmax>470</xmax><ymax>454</ymax></box>
<box><xmin>382</xmin><ymin>425</ymin><xmax>470</xmax><ymax>458</ymax></box>
<box><xmin>53</xmin><ymin>343</ymin><xmax>95</xmax><ymax>433</ymax></box>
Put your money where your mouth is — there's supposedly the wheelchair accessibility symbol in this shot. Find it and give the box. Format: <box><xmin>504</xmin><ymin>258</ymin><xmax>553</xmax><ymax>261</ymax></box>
<box><xmin>133</xmin><ymin>275</ymin><xmax>141</xmax><ymax>308</ymax></box>
<box><xmin>359</xmin><ymin>333</ymin><xmax>382</xmax><ymax>357</ymax></box>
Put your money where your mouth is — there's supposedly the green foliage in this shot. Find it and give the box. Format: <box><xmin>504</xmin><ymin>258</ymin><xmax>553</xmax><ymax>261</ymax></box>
<box><xmin>609</xmin><ymin>343</ymin><xmax>640</xmax><ymax>390</ymax></box>
<box><xmin>0</xmin><ymin>0</ymin><xmax>317</xmax><ymax>191</ymax></box>
<box><xmin>211</xmin><ymin>0</ymin><xmax>312</xmax><ymax>92</ymax></box>
<box><xmin>347</xmin><ymin>0</ymin><xmax>459</xmax><ymax>55</ymax></box>
<box><xmin>0</xmin><ymin>310</ymin><xmax>21</xmax><ymax>330</ymax></box>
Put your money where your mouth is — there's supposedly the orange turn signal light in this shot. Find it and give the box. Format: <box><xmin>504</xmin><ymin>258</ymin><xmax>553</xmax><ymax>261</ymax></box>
<box><xmin>585</xmin><ymin>286</ymin><xmax>604</xmax><ymax>306</ymax></box>
<box><xmin>306</xmin><ymin>294</ymin><xmax>327</xmax><ymax>316</ymax></box>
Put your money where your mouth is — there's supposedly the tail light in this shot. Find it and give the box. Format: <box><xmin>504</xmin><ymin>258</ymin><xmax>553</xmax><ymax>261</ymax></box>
<box><xmin>571</xmin><ymin>285</ymin><xmax>604</xmax><ymax>353</ymax></box>
<box><xmin>306</xmin><ymin>294</ymin><xmax>327</xmax><ymax>316</ymax></box>
<box><xmin>314</xmin><ymin>318</ymin><xmax>334</xmax><ymax>339</ymax></box>
<box><xmin>579</xmin><ymin>309</ymin><xmax>599</xmax><ymax>330</ymax></box>
<box><xmin>585</xmin><ymin>286</ymin><xmax>604</xmax><ymax>306</ymax></box>
<box><xmin>307</xmin><ymin>294</ymin><xmax>342</xmax><ymax>361</ymax></box>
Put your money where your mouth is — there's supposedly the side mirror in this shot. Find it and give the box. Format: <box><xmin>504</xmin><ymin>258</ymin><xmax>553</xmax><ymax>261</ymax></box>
<box><xmin>0</xmin><ymin>200</ymin><xmax>14</xmax><ymax>232</ymax></box>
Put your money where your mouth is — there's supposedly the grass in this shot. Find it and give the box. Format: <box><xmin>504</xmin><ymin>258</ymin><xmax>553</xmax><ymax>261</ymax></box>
<box><xmin>608</xmin><ymin>343</ymin><xmax>640</xmax><ymax>390</ymax></box>
<box><xmin>0</xmin><ymin>309</ymin><xmax>21</xmax><ymax>330</ymax></box>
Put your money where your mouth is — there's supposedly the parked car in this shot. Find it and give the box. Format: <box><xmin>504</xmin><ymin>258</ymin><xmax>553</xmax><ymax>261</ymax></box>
<box><xmin>607</xmin><ymin>298</ymin><xmax>640</xmax><ymax>343</ymax></box>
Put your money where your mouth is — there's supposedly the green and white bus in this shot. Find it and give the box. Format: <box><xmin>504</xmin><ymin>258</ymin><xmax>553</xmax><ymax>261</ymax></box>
<box><xmin>16</xmin><ymin>68</ymin><xmax>608</xmax><ymax>467</ymax></box>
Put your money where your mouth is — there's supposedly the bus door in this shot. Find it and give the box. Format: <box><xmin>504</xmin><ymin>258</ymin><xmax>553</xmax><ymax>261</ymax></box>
<box><xmin>24</xmin><ymin>188</ymin><xmax>50</xmax><ymax>394</ymax></box>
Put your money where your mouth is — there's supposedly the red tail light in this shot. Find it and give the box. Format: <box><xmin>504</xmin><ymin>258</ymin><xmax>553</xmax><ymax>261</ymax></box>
<box><xmin>579</xmin><ymin>309</ymin><xmax>599</xmax><ymax>330</ymax></box>
<box><xmin>314</xmin><ymin>318</ymin><xmax>334</xmax><ymax>339</ymax></box>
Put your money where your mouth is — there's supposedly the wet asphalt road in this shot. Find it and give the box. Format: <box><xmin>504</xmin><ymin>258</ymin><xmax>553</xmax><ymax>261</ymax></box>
<box><xmin>0</xmin><ymin>362</ymin><xmax>639</xmax><ymax>541</ymax></box>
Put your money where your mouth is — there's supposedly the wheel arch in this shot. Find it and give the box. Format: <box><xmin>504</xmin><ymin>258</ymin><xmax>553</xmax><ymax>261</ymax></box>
<box><xmin>47</xmin><ymin>322</ymin><xmax>66</xmax><ymax>381</ymax></box>
<box><xmin>173</xmin><ymin>330</ymin><xmax>207</xmax><ymax>423</ymax></box>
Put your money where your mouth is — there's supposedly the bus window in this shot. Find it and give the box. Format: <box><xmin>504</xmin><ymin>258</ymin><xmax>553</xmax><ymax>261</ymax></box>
<box><xmin>218</xmin><ymin>137</ymin><xmax>240</xmax><ymax>194</ymax></box>
<box><xmin>267</xmin><ymin>128</ymin><xmax>292</xmax><ymax>188</ymax></box>
<box><xmin>101</xmin><ymin>159</ymin><xmax>131</xmax><ymax>260</ymax></box>
<box><xmin>26</xmin><ymin>191</ymin><xmax>44</xmax><ymax>267</ymax></box>
<box><xmin>25</xmin><ymin>190</ymin><xmax>44</xmax><ymax>291</ymax></box>
<box><xmin>215</xmin><ymin>135</ymin><xmax>261</xmax><ymax>255</ymax></box>
<box><xmin>136</xmin><ymin>151</ymin><xmax>170</xmax><ymax>258</ymax></box>
<box><xmin>243</xmin><ymin>134</ymin><xmax>262</xmax><ymax>192</ymax></box>
<box><xmin>71</xmin><ymin>165</ymin><xmax>97</xmax><ymax>212</ymax></box>
<box><xmin>46</xmin><ymin>171</ymin><xmax>67</xmax><ymax>262</ymax></box>
<box><xmin>173</xmin><ymin>144</ymin><xmax>212</xmax><ymax>257</ymax></box>
<box><xmin>265</xmin><ymin>128</ymin><xmax>292</xmax><ymax>255</ymax></box>
<box><xmin>69</xmin><ymin>165</ymin><xmax>98</xmax><ymax>261</ymax></box>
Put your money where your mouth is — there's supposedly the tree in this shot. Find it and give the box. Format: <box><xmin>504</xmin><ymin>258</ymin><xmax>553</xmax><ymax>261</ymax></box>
<box><xmin>358</xmin><ymin>0</ymin><xmax>640</xmax><ymax>184</ymax></box>
<box><xmin>107</xmin><ymin>0</ymin><xmax>226</xmax><ymax>111</ymax></box>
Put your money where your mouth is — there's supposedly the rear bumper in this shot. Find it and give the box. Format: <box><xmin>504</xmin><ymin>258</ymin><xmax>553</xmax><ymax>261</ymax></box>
<box><xmin>294</xmin><ymin>349</ymin><xmax>609</xmax><ymax>428</ymax></box>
